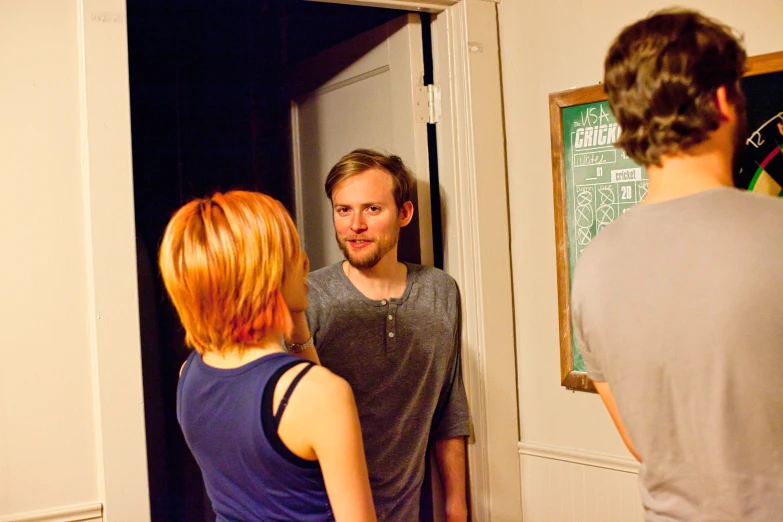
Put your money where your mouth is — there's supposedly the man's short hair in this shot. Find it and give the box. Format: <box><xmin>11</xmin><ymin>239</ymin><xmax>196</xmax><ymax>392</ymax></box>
<box><xmin>159</xmin><ymin>191</ymin><xmax>300</xmax><ymax>354</ymax></box>
<box><xmin>325</xmin><ymin>148</ymin><xmax>415</xmax><ymax>210</ymax></box>
<box><xmin>604</xmin><ymin>8</ymin><xmax>747</xmax><ymax>166</ymax></box>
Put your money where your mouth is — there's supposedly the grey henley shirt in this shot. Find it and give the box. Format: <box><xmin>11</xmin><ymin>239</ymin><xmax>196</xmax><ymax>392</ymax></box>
<box><xmin>306</xmin><ymin>262</ymin><xmax>470</xmax><ymax>522</ymax></box>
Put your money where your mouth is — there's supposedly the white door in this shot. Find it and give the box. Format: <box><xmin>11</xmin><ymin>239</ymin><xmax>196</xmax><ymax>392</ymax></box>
<box><xmin>288</xmin><ymin>13</ymin><xmax>433</xmax><ymax>270</ymax></box>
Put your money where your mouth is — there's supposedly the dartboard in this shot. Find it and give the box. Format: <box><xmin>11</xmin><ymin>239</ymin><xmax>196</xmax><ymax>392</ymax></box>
<box><xmin>735</xmin><ymin>69</ymin><xmax>783</xmax><ymax>196</ymax></box>
<box><xmin>736</xmin><ymin>112</ymin><xmax>783</xmax><ymax>196</ymax></box>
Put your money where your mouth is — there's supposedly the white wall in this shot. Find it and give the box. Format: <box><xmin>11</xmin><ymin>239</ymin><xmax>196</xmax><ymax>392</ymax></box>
<box><xmin>0</xmin><ymin>0</ymin><xmax>99</xmax><ymax>516</ymax></box>
<box><xmin>498</xmin><ymin>1</ymin><xmax>783</xmax><ymax>520</ymax></box>
<box><xmin>0</xmin><ymin>1</ymin><xmax>148</xmax><ymax>520</ymax></box>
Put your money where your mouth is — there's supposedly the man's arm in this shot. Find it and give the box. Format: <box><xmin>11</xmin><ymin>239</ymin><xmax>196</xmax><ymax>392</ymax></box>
<box><xmin>434</xmin><ymin>436</ymin><xmax>467</xmax><ymax>522</ymax></box>
<box><xmin>431</xmin><ymin>281</ymin><xmax>470</xmax><ymax>521</ymax></box>
<box><xmin>285</xmin><ymin>311</ymin><xmax>320</xmax><ymax>364</ymax></box>
<box><xmin>593</xmin><ymin>381</ymin><xmax>642</xmax><ymax>463</ymax></box>
<box><xmin>570</xmin><ymin>287</ymin><xmax>638</xmax><ymax>462</ymax></box>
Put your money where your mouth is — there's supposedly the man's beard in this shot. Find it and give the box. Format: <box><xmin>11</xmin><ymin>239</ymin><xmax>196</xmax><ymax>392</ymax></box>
<box><xmin>337</xmin><ymin>228</ymin><xmax>400</xmax><ymax>269</ymax></box>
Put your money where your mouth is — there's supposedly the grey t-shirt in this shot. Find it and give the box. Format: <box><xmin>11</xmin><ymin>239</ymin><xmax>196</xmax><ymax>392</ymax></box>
<box><xmin>572</xmin><ymin>187</ymin><xmax>783</xmax><ymax>521</ymax></box>
<box><xmin>306</xmin><ymin>262</ymin><xmax>470</xmax><ymax>522</ymax></box>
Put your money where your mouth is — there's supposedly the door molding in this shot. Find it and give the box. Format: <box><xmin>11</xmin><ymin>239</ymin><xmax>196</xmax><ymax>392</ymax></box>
<box><xmin>519</xmin><ymin>441</ymin><xmax>641</xmax><ymax>475</ymax></box>
<box><xmin>0</xmin><ymin>503</ymin><xmax>103</xmax><ymax>522</ymax></box>
<box><xmin>307</xmin><ymin>0</ymin><xmax>459</xmax><ymax>13</ymax></box>
<box><xmin>80</xmin><ymin>0</ymin><xmax>150</xmax><ymax>519</ymax></box>
<box><xmin>429</xmin><ymin>2</ymin><xmax>522</xmax><ymax>520</ymax></box>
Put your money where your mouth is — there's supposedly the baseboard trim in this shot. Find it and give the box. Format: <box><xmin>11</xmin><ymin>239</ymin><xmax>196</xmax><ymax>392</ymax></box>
<box><xmin>519</xmin><ymin>441</ymin><xmax>641</xmax><ymax>474</ymax></box>
<box><xmin>0</xmin><ymin>503</ymin><xmax>102</xmax><ymax>522</ymax></box>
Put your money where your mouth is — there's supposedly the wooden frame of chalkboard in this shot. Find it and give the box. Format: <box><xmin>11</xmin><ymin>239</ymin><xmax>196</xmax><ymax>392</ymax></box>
<box><xmin>550</xmin><ymin>84</ymin><xmax>606</xmax><ymax>393</ymax></box>
<box><xmin>550</xmin><ymin>50</ymin><xmax>783</xmax><ymax>393</ymax></box>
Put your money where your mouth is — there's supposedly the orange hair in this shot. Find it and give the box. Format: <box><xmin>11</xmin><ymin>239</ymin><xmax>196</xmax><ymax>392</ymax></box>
<box><xmin>158</xmin><ymin>191</ymin><xmax>301</xmax><ymax>354</ymax></box>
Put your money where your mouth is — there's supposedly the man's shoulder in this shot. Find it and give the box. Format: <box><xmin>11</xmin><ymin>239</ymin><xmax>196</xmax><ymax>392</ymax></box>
<box><xmin>307</xmin><ymin>263</ymin><xmax>352</xmax><ymax>310</ymax></box>
<box><xmin>309</xmin><ymin>262</ymin><xmax>342</xmax><ymax>281</ymax></box>
<box><xmin>408</xmin><ymin>263</ymin><xmax>459</xmax><ymax>299</ymax></box>
<box><xmin>308</xmin><ymin>262</ymin><xmax>344</xmax><ymax>290</ymax></box>
<box><xmin>409</xmin><ymin>263</ymin><xmax>457</xmax><ymax>287</ymax></box>
<box><xmin>570</xmin><ymin>214</ymin><xmax>636</xmax><ymax>311</ymax></box>
<box><xmin>573</xmin><ymin>219</ymin><xmax>626</xmax><ymax>276</ymax></box>
<box><xmin>724</xmin><ymin>188</ymin><xmax>783</xmax><ymax>220</ymax></box>
<box><xmin>407</xmin><ymin>264</ymin><xmax>460</xmax><ymax>322</ymax></box>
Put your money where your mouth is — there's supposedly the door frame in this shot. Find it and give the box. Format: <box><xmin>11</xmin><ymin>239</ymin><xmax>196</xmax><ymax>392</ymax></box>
<box><xmin>82</xmin><ymin>0</ymin><xmax>520</xmax><ymax>520</ymax></box>
<box><xmin>303</xmin><ymin>1</ymin><xmax>521</xmax><ymax>520</ymax></box>
<box><xmin>430</xmin><ymin>3</ymin><xmax>522</xmax><ymax>519</ymax></box>
<box><xmin>308</xmin><ymin>0</ymin><xmax>459</xmax><ymax>12</ymax></box>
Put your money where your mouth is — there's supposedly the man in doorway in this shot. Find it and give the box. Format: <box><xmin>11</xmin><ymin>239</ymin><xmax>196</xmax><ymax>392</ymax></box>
<box><xmin>572</xmin><ymin>9</ymin><xmax>783</xmax><ymax>521</ymax></box>
<box><xmin>294</xmin><ymin>149</ymin><xmax>470</xmax><ymax>521</ymax></box>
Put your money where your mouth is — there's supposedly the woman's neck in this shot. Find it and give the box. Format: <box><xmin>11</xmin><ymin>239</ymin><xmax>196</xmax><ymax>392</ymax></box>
<box><xmin>201</xmin><ymin>335</ymin><xmax>284</xmax><ymax>369</ymax></box>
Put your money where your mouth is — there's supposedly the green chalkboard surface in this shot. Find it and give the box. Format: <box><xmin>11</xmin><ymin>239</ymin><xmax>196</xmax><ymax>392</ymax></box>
<box><xmin>561</xmin><ymin>101</ymin><xmax>648</xmax><ymax>372</ymax></box>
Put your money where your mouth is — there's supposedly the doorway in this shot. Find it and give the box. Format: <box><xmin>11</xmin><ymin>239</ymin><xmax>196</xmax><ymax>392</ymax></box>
<box><xmin>127</xmin><ymin>1</ymin><xmax>436</xmax><ymax>519</ymax></box>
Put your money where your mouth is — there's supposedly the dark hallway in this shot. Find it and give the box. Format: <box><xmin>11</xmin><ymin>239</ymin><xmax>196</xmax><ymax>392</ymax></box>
<box><xmin>127</xmin><ymin>1</ymin><xmax>404</xmax><ymax>519</ymax></box>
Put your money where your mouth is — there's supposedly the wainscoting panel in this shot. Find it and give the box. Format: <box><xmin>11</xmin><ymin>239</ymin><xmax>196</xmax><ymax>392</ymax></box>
<box><xmin>519</xmin><ymin>443</ymin><xmax>644</xmax><ymax>522</ymax></box>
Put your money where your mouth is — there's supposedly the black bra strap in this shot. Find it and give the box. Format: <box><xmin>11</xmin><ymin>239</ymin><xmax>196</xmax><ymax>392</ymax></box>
<box><xmin>273</xmin><ymin>362</ymin><xmax>315</xmax><ymax>427</ymax></box>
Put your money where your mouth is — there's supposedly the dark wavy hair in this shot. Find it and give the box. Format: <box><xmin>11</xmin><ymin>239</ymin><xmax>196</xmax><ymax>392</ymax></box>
<box><xmin>604</xmin><ymin>8</ymin><xmax>747</xmax><ymax>166</ymax></box>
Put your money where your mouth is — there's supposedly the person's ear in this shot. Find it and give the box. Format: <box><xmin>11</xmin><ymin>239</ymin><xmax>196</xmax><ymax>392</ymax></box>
<box><xmin>715</xmin><ymin>85</ymin><xmax>736</xmax><ymax>123</ymax></box>
<box><xmin>399</xmin><ymin>201</ymin><xmax>414</xmax><ymax>227</ymax></box>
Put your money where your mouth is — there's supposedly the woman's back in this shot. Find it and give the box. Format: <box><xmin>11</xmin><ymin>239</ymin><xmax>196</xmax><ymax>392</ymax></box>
<box><xmin>160</xmin><ymin>190</ymin><xmax>375</xmax><ymax>522</ymax></box>
<box><xmin>178</xmin><ymin>351</ymin><xmax>332</xmax><ymax>521</ymax></box>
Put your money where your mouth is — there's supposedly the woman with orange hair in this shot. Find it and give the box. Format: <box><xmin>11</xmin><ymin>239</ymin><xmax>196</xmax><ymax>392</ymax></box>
<box><xmin>159</xmin><ymin>190</ymin><xmax>376</xmax><ymax>521</ymax></box>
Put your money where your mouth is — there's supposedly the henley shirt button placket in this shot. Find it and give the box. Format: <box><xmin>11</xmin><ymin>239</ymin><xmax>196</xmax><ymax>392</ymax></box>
<box><xmin>385</xmin><ymin>301</ymin><xmax>397</xmax><ymax>351</ymax></box>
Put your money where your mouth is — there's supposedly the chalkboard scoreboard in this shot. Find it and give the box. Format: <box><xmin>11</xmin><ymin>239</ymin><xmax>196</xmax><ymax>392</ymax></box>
<box><xmin>550</xmin><ymin>51</ymin><xmax>783</xmax><ymax>393</ymax></box>
<box><xmin>561</xmin><ymin>100</ymin><xmax>648</xmax><ymax>375</ymax></box>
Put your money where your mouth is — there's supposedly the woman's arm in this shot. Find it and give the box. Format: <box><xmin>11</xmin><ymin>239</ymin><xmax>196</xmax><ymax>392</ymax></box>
<box><xmin>284</xmin><ymin>311</ymin><xmax>320</xmax><ymax>364</ymax></box>
<box><xmin>311</xmin><ymin>372</ymin><xmax>375</xmax><ymax>521</ymax></box>
<box><xmin>277</xmin><ymin>366</ymin><xmax>376</xmax><ymax>521</ymax></box>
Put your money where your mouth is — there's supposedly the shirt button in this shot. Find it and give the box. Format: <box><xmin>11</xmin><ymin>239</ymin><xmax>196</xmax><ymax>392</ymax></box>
<box><xmin>388</xmin><ymin>332</ymin><xmax>395</xmax><ymax>338</ymax></box>
<box><xmin>388</xmin><ymin>314</ymin><xmax>393</xmax><ymax>321</ymax></box>
<box><xmin>381</xmin><ymin>299</ymin><xmax>387</xmax><ymax>305</ymax></box>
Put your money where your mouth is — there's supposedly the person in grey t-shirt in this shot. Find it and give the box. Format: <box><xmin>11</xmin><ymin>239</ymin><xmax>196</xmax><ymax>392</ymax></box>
<box><xmin>572</xmin><ymin>9</ymin><xmax>783</xmax><ymax>521</ymax></box>
<box><xmin>293</xmin><ymin>149</ymin><xmax>470</xmax><ymax>522</ymax></box>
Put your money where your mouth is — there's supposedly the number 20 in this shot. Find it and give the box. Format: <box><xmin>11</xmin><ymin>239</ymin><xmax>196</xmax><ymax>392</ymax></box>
<box><xmin>621</xmin><ymin>186</ymin><xmax>632</xmax><ymax>200</ymax></box>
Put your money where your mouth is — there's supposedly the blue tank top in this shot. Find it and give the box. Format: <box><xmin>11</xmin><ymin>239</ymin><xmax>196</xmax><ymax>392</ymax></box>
<box><xmin>177</xmin><ymin>350</ymin><xmax>334</xmax><ymax>521</ymax></box>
